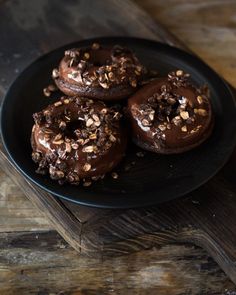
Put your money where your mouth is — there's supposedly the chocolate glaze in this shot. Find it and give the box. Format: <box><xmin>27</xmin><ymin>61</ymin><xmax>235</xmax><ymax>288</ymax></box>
<box><xmin>127</xmin><ymin>71</ymin><xmax>214</xmax><ymax>154</ymax></box>
<box><xmin>31</xmin><ymin>96</ymin><xmax>127</xmax><ymax>184</ymax></box>
<box><xmin>53</xmin><ymin>43</ymin><xmax>145</xmax><ymax>100</ymax></box>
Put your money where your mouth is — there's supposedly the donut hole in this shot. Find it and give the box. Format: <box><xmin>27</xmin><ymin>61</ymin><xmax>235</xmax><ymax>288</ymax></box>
<box><xmin>64</xmin><ymin>121</ymin><xmax>83</xmax><ymax>139</ymax></box>
<box><xmin>89</xmin><ymin>48</ymin><xmax>112</xmax><ymax>67</ymax></box>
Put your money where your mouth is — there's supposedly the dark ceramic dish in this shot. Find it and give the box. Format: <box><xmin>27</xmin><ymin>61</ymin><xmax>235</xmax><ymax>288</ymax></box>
<box><xmin>1</xmin><ymin>37</ymin><xmax>236</xmax><ymax>208</ymax></box>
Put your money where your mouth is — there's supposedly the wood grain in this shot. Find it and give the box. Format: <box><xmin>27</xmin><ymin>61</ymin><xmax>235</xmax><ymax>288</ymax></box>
<box><xmin>0</xmin><ymin>231</ymin><xmax>235</xmax><ymax>295</ymax></box>
<box><xmin>135</xmin><ymin>0</ymin><xmax>236</xmax><ymax>88</ymax></box>
<box><xmin>1</xmin><ymin>0</ymin><xmax>236</xmax><ymax>294</ymax></box>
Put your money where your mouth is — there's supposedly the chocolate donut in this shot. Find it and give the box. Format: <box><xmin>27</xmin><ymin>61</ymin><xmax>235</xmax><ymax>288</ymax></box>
<box><xmin>31</xmin><ymin>96</ymin><xmax>127</xmax><ymax>185</ymax></box>
<box><xmin>127</xmin><ymin>70</ymin><xmax>214</xmax><ymax>154</ymax></box>
<box><xmin>52</xmin><ymin>43</ymin><xmax>145</xmax><ymax>100</ymax></box>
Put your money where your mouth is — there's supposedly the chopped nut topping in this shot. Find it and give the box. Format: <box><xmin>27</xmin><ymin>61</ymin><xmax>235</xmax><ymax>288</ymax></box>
<box><xmin>109</xmin><ymin>134</ymin><xmax>116</xmax><ymax>142</ymax></box>
<box><xmin>108</xmin><ymin>72</ymin><xmax>114</xmax><ymax>80</ymax></box>
<box><xmin>53</xmin><ymin>139</ymin><xmax>64</xmax><ymax>145</ymax></box>
<box><xmin>48</xmin><ymin>84</ymin><xmax>57</xmax><ymax>92</ymax></box>
<box><xmin>197</xmin><ymin>95</ymin><xmax>203</xmax><ymax>104</ymax></box>
<box><xmin>71</xmin><ymin>143</ymin><xmax>79</xmax><ymax>149</ymax></box>
<box><xmin>86</xmin><ymin>118</ymin><xmax>94</xmax><ymax>127</ymax></box>
<box><xmin>172</xmin><ymin>116</ymin><xmax>182</xmax><ymax>126</ymax></box>
<box><xmin>92</xmin><ymin>43</ymin><xmax>100</xmax><ymax>50</ymax></box>
<box><xmin>89</xmin><ymin>133</ymin><xmax>97</xmax><ymax>140</ymax></box>
<box><xmin>54</xmin><ymin>101</ymin><xmax>62</xmax><ymax>107</ymax></box>
<box><xmin>32</xmin><ymin>152</ymin><xmax>41</xmax><ymax>162</ymax></box>
<box><xmin>158</xmin><ymin>124</ymin><xmax>166</xmax><ymax>131</ymax></box>
<box><xmin>176</xmin><ymin>70</ymin><xmax>184</xmax><ymax>77</ymax></box>
<box><xmin>148</xmin><ymin>110</ymin><xmax>155</xmax><ymax>121</ymax></box>
<box><xmin>111</xmin><ymin>172</ymin><xmax>119</xmax><ymax>179</ymax></box>
<box><xmin>94</xmin><ymin>121</ymin><xmax>101</xmax><ymax>127</ymax></box>
<box><xmin>130</xmin><ymin>79</ymin><xmax>137</xmax><ymax>88</ymax></box>
<box><xmin>194</xmin><ymin>108</ymin><xmax>207</xmax><ymax>116</ymax></box>
<box><xmin>84</xmin><ymin>52</ymin><xmax>90</xmax><ymax>60</ymax></box>
<box><xmin>82</xmin><ymin>146</ymin><xmax>94</xmax><ymax>153</ymax></box>
<box><xmin>141</xmin><ymin>119</ymin><xmax>151</xmax><ymax>127</ymax></box>
<box><xmin>198</xmin><ymin>109</ymin><xmax>207</xmax><ymax>116</ymax></box>
<box><xmin>65</xmin><ymin>49</ymin><xmax>80</xmax><ymax>58</ymax></box>
<box><xmin>181</xmin><ymin>125</ymin><xmax>187</xmax><ymax>132</ymax></box>
<box><xmin>92</xmin><ymin>114</ymin><xmax>100</xmax><ymax>122</ymax></box>
<box><xmin>180</xmin><ymin>111</ymin><xmax>189</xmax><ymax>120</ymax></box>
<box><xmin>43</xmin><ymin>87</ymin><xmax>51</xmax><ymax>97</ymax></box>
<box><xmin>190</xmin><ymin>125</ymin><xmax>202</xmax><ymax>134</ymax></box>
<box><xmin>52</xmin><ymin>68</ymin><xmax>59</xmax><ymax>78</ymax></box>
<box><xmin>83</xmin><ymin>181</ymin><xmax>92</xmax><ymax>187</ymax></box>
<box><xmin>99</xmin><ymin>82</ymin><xmax>109</xmax><ymax>89</ymax></box>
<box><xmin>77</xmin><ymin>138</ymin><xmax>85</xmax><ymax>145</ymax></box>
<box><xmin>63</xmin><ymin>99</ymin><xmax>70</xmax><ymax>104</ymax></box>
<box><xmin>136</xmin><ymin>151</ymin><xmax>145</xmax><ymax>157</ymax></box>
<box><xmin>52</xmin><ymin>170</ymin><xmax>64</xmax><ymax>179</ymax></box>
<box><xmin>83</xmin><ymin>163</ymin><xmax>91</xmax><ymax>172</ymax></box>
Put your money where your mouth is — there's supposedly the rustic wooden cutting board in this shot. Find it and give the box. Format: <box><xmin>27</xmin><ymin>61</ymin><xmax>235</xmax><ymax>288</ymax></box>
<box><xmin>1</xmin><ymin>0</ymin><xmax>236</xmax><ymax>286</ymax></box>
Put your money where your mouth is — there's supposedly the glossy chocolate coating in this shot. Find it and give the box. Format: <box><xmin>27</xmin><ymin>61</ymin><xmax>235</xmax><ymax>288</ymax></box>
<box><xmin>31</xmin><ymin>96</ymin><xmax>127</xmax><ymax>184</ymax></box>
<box><xmin>53</xmin><ymin>44</ymin><xmax>145</xmax><ymax>100</ymax></box>
<box><xmin>127</xmin><ymin>72</ymin><xmax>214</xmax><ymax>154</ymax></box>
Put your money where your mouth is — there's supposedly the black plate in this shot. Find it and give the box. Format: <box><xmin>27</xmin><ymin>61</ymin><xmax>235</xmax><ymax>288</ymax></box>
<box><xmin>1</xmin><ymin>37</ymin><xmax>236</xmax><ymax>208</ymax></box>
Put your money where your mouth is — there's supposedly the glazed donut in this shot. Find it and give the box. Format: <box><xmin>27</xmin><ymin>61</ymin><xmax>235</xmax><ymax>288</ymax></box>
<box><xmin>127</xmin><ymin>70</ymin><xmax>214</xmax><ymax>154</ymax></box>
<box><xmin>52</xmin><ymin>43</ymin><xmax>145</xmax><ymax>100</ymax></box>
<box><xmin>31</xmin><ymin>96</ymin><xmax>127</xmax><ymax>185</ymax></box>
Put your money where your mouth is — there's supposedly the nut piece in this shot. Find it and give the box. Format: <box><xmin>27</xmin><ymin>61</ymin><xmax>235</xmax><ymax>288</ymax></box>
<box><xmin>86</xmin><ymin>118</ymin><xmax>94</xmax><ymax>127</ymax></box>
<box><xmin>172</xmin><ymin>116</ymin><xmax>182</xmax><ymax>126</ymax></box>
<box><xmin>180</xmin><ymin>111</ymin><xmax>189</xmax><ymax>120</ymax></box>
<box><xmin>71</xmin><ymin>143</ymin><xmax>79</xmax><ymax>149</ymax></box>
<box><xmin>82</xmin><ymin>146</ymin><xmax>94</xmax><ymax>153</ymax></box>
<box><xmin>130</xmin><ymin>79</ymin><xmax>137</xmax><ymax>88</ymax></box>
<box><xmin>89</xmin><ymin>133</ymin><xmax>97</xmax><ymax>140</ymax></box>
<box><xmin>53</xmin><ymin>139</ymin><xmax>64</xmax><ymax>145</ymax></box>
<box><xmin>52</xmin><ymin>68</ymin><xmax>59</xmax><ymax>78</ymax></box>
<box><xmin>197</xmin><ymin>95</ymin><xmax>203</xmax><ymax>104</ymax></box>
<box><xmin>92</xmin><ymin>114</ymin><xmax>100</xmax><ymax>122</ymax></box>
<box><xmin>83</xmin><ymin>163</ymin><xmax>91</xmax><ymax>172</ymax></box>
<box><xmin>92</xmin><ymin>43</ymin><xmax>100</xmax><ymax>50</ymax></box>
<box><xmin>84</xmin><ymin>52</ymin><xmax>90</xmax><ymax>60</ymax></box>
<box><xmin>54</xmin><ymin>101</ymin><xmax>62</xmax><ymax>107</ymax></box>
<box><xmin>111</xmin><ymin>172</ymin><xmax>119</xmax><ymax>179</ymax></box>
<box><xmin>176</xmin><ymin>70</ymin><xmax>184</xmax><ymax>76</ymax></box>
<box><xmin>99</xmin><ymin>82</ymin><xmax>109</xmax><ymax>89</ymax></box>
<box><xmin>48</xmin><ymin>84</ymin><xmax>57</xmax><ymax>91</ymax></box>
<box><xmin>158</xmin><ymin>125</ymin><xmax>166</xmax><ymax>131</ymax></box>
<box><xmin>194</xmin><ymin>108</ymin><xmax>207</xmax><ymax>116</ymax></box>
<box><xmin>198</xmin><ymin>109</ymin><xmax>207</xmax><ymax>116</ymax></box>
<box><xmin>43</xmin><ymin>87</ymin><xmax>51</xmax><ymax>97</ymax></box>
<box><xmin>136</xmin><ymin>151</ymin><xmax>145</xmax><ymax>158</ymax></box>
<box><xmin>83</xmin><ymin>181</ymin><xmax>92</xmax><ymax>187</ymax></box>
<box><xmin>109</xmin><ymin>134</ymin><xmax>116</xmax><ymax>142</ymax></box>
<box><xmin>181</xmin><ymin>125</ymin><xmax>187</xmax><ymax>132</ymax></box>
<box><xmin>141</xmin><ymin>119</ymin><xmax>151</xmax><ymax>127</ymax></box>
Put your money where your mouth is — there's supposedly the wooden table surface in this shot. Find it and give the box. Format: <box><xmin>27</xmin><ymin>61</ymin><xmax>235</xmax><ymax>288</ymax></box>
<box><xmin>1</xmin><ymin>0</ymin><xmax>236</xmax><ymax>294</ymax></box>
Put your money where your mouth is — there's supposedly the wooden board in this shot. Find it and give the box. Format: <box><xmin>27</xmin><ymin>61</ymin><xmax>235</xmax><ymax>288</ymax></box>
<box><xmin>1</xmin><ymin>0</ymin><xmax>236</xmax><ymax>292</ymax></box>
